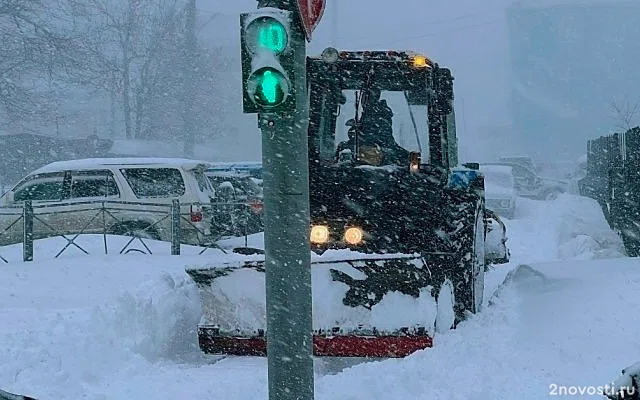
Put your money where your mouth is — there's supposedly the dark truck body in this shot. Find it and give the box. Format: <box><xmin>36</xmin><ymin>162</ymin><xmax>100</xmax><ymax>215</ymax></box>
<box><xmin>579</xmin><ymin>127</ymin><xmax>640</xmax><ymax>256</ymax></box>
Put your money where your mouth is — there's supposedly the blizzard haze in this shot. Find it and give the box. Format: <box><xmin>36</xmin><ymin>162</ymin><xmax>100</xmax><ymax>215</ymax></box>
<box><xmin>204</xmin><ymin>0</ymin><xmax>513</xmax><ymax>163</ymax></box>
<box><xmin>204</xmin><ymin>0</ymin><xmax>640</xmax><ymax>163</ymax></box>
<box><xmin>0</xmin><ymin>0</ymin><xmax>637</xmax><ymax>179</ymax></box>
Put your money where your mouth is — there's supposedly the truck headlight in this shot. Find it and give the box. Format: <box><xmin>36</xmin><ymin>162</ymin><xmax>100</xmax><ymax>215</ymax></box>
<box><xmin>310</xmin><ymin>225</ymin><xmax>330</xmax><ymax>244</ymax></box>
<box><xmin>344</xmin><ymin>227</ymin><xmax>364</xmax><ymax>245</ymax></box>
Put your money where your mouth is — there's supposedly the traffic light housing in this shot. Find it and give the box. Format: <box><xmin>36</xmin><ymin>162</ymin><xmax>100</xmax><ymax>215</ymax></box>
<box><xmin>240</xmin><ymin>9</ymin><xmax>295</xmax><ymax>114</ymax></box>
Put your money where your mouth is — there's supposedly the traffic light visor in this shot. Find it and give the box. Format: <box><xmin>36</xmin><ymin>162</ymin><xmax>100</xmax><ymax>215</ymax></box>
<box><xmin>247</xmin><ymin>67</ymin><xmax>290</xmax><ymax>107</ymax></box>
<box><xmin>245</xmin><ymin>16</ymin><xmax>288</xmax><ymax>54</ymax></box>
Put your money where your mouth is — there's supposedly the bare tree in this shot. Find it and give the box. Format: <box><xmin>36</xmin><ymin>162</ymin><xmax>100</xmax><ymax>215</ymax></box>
<box><xmin>610</xmin><ymin>96</ymin><xmax>639</xmax><ymax>132</ymax></box>
<box><xmin>0</xmin><ymin>0</ymin><xmax>87</xmax><ymax>127</ymax></box>
<box><xmin>77</xmin><ymin>0</ymin><xmax>184</xmax><ymax>139</ymax></box>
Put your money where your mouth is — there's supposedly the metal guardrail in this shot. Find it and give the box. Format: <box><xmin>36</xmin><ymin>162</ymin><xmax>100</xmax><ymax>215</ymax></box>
<box><xmin>0</xmin><ymin>198</ymin><xmax>264</xmax><ymax>263</ymax></box>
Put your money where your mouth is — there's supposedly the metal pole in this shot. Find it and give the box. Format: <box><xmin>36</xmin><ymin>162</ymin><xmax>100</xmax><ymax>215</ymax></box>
<box><xmin>171</xmin><ymin>199</ymin><xmax>181</xmax><ymax>255</ymax></box>
<box><xmin>23</xmin><ymin>200</ymin><xmax>33</xmax><ymax>262</ymax></box>
<box><xmin>257</xmin><ymin>0</ymin><xmax>314</xmax><ymax>399</ymax></box>
<box><xmin>102</xmin><ymin>201</ymin><xmax>108</xmax><ymax>255</ymax></box>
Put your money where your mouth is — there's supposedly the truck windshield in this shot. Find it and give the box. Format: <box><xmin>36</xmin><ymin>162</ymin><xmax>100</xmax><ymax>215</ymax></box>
<box><xmin>334</xmin><ymin>90</ymin><xmax>428</xmax><ymax>166</ymax></box>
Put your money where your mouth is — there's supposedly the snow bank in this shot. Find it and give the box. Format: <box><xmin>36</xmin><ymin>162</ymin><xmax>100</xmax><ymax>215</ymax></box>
<box><xmin>200</xmin><ymin>257</ymin><xmax>437</xmax><ymax>334</ymax></box>
<box><xmin>0</xmin><ymin>252</ymin><xmax>205</xmax><ymax>398</ymax></box>
<box><xmin>88</xmin><ymin>272</ymin><xmax>202</xmax><ymax>363</ymax></box>
<box><xmin>506</xmin><ymin>194</ymin><xmax>625</xmax><ymax>264</ymax></box>
<box><xmin>317</xmin><ymin>259</ymin><xmax>640</xmax><ymax>399</ymax></box>
<box><xmin>316</xmin><ymin>265</ymin><xmax>525</xmax><ymax>400</ymax></box>
<box><xmin>553</xmin><ymin>194</ymin><xmax>626</xmax><ymax>259</ymax></box>
<box><xmin>0</xmin><ymin>193</ymin><xmax>636</xmax><ymax>400</ymax></box>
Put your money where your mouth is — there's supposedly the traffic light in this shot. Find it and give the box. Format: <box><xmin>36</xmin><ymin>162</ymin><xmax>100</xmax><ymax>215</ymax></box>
<box><xmin>240</xmin><ymin>9</ymin><xmax>294</xmax><ymax>113</ymax></box>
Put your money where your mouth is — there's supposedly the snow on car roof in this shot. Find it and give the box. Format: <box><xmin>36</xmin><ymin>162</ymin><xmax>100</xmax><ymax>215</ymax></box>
<box><xmin>207</xmin><ymin>161</ymin><xmax>262</xmax><ymax>169</ymax></box>
<box><xmin>33</xmin><ymin>157</ymin><xmax>214</xmax><ymax>174</ymax></box>
<box><xmin>206</xmin><ymin>171</ymin><xmax>255</xmax><ymax>179</ymax></box>
<box><xmin>479</xmin><ymin>164</ymin><xmax>513</xmax><ymax>174</ymax></box>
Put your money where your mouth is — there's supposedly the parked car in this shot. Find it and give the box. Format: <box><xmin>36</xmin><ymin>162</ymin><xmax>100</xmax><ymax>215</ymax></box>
<box><xmin>207</xmin><ymin>161</ymin><xmax>263</xmax><ymax>179</ymax></box>
<box><xmin>498</xmin><ymin>155</ymin><xmax>539</xmax><ymax>174</ymax></box>
<box><xmin>205</xmin><ymin>168</ymin><xmax>264</xmax><ymax>236</ymax></box>
<box><xmin>484</xmin><ymin>208</ymin><xmax>510</xmax><ymax>265</ymax></box>
<box><xmin>0</xmin><ymin>158</ymin><xmax>217</xmax><ymax>246</ymax></box>
<box><xmin>480</xmin><ymin>164</ymin><xmax>517</xmax><ymax>219</ymax></box>
<box><xmin>485</xmin><ymin>161</ymin><xmax>568</xmax><ymax>200</ymax></box>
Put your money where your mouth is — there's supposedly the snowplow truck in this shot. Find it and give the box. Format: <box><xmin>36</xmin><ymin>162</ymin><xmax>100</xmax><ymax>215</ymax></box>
<box><xmin>186</xmin><ymin>49</ymin><xmax>488</xmax><ymax>358</ymax></box>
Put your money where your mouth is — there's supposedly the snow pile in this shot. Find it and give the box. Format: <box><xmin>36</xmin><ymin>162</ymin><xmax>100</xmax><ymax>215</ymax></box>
<box><xmin>0</xmin><ymin>254</ymin><xmax>205</xmax><ymax>398</ymax></box>
<box><xmin>316</xmin><ymin>265</ymin><xmax>526</xmax><ymax>400</ymax></box>
<box><xmin>200</xmin><ymin>258</ymin><xmax>437</xmax><ymax>334</ymax></box>
<box><xmin>0</xmin><ymin>193</ymin><xmax>639</xmax><ymax>399</ymax></box>
<box><xmin>434</xmin><ymin>279</ymin><xmax>455</xmax><ymax>332</ymax></box>
<box><xmin>88</xmin><ymin>272</ymin><xmax>202</xmax><ymax>363</ymax></box>
<box><xmin>552</xmin><ymin>194</ymin><xmax>626</xmax><ymax>260</ymax></box>
<box><xmin>317</xmin><ymin>259</ymin><xmax>640</xmax><ymax>399</ymax></box>
<box><xmin>507</xmin><ymin>194</ymin><xmax>625</xmax><ymax>263</ymax></box>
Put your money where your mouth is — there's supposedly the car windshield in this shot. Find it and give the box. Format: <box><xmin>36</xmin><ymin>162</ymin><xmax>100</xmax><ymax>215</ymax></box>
<box><xmin>482</xmin><ymin>169</ymin><xmax>514</xmax><ymax>188</ymax></box>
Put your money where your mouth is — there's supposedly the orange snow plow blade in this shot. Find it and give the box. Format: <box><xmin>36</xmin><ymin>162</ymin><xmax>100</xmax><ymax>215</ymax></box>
<box><xmin>186</xmin><ymin>252</ymin><xmax>446</xmax><ymax>358</ymax></box>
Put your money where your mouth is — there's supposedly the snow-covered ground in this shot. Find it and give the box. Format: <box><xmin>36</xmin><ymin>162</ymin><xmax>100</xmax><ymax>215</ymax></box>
<box><xmin>0</xmin><ymin>194</ymin><xmax>635</xmax><ymax>399</ymax></box>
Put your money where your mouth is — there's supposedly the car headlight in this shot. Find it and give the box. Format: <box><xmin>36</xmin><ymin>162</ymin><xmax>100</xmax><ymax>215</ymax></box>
<box><xmin>310</xmin><ymin>225</ymin><xmax>330</xmax><ymax>244</ymax></box>
<box><xmin>499</xmin><ymin>199</ymin><xmax>510</xmax><ymax>208</ymax></box>
<box><xmin>344</xmin><ymin>227</ymin><xmax>364</xmax><ymax>245</ymax></box>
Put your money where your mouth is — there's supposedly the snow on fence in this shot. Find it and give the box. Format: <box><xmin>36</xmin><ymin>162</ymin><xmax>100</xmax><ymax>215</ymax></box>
<box><xmin>0</xmin><ymin>199</ymin><xmax>261</xmax><ymax>263</ymax></box>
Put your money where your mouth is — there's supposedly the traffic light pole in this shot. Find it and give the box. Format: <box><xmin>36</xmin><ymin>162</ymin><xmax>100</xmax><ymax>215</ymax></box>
<box><xmin>256</xmin><ymin>0</ymin><xmax>314</xmax><ymax>399</ymax></box>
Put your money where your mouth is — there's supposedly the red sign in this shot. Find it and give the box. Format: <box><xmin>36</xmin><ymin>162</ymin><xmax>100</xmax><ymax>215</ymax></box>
<box><xmin>295</xmin><ymin>0</ymin><xmax>325</xmax><ymax>42</ymax></box>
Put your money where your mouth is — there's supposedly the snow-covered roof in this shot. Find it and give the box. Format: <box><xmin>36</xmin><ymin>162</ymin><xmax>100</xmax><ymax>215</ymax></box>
<box><xmin>207</xmin><ymin>161</ymin><xmax>262</xmax><ymax>170</ymax></box>
<box><xmin>479</xmin><ymin>164</ymin><xmax>514</xmax><ymax>174</ymax></box>
<box><xmin>33</xmin><ymin>158</ymin><xmax>214</xmax><ymax>174</ymax></box>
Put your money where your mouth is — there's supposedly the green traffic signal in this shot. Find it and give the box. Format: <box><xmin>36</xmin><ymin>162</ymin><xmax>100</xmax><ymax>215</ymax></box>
<box><xmin>246</xmin><ymin>17</ymin><xmax>288</xmax><ymax>55</ymax></box>
<box><xmin>240</xmin><ymin>11</ymin><xmax>292</xmax><ymax>112</ymax></box>
<box><xmin>248</xmin><ymin>67</ymin><xmax>289</xmax><ymax>107</ymax></box>
<box><xmin>260</xmin><ymin>70</ymin><xmax>280</xmax><ymax>103</ymax></box>
<box><xmin>258</xmin><ymin>20</ymin><xmax>286</xmax><ymax>53</ymax></box>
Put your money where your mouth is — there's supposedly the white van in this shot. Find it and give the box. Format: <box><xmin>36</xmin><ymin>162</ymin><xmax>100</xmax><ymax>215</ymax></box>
<box><xmin>0</xmin><ymin>158</ymin><xmax>216</xmax><ymax>246</ymax></box>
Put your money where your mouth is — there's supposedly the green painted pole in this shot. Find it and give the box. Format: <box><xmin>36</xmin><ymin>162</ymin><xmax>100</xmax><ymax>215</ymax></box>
<box><xmin>256</xmin><ymin>0</ymin><xmax>314</xmax><ymax>399</ymax></box>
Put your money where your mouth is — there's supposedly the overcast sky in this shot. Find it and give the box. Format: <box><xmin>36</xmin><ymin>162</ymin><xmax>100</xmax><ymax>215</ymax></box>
<box><xmin>200</xmin><ymin>0</ymin><xmax>514</xmax><ymax>162</ymax></box>
<box><xmin>199</xmin><ymin>1</ymin><xmax>640</xmax><ymax>164</ymax></box>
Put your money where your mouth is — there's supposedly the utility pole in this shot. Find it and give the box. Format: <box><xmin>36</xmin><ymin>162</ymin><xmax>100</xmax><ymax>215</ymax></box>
<box><xmin>240</xmin><ymin>0</ymin><xmax>314</xmax><ymax>398</ymax></box>
<box><xmin>183</xmin><ymin>0</ymin><xmax>196</xmax><ymax>157</ymax></box>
